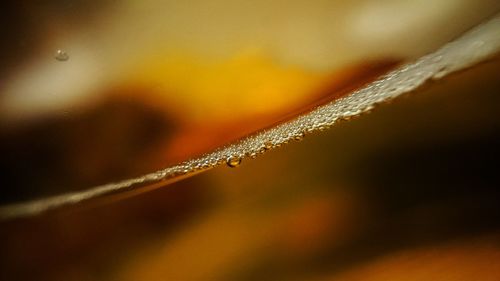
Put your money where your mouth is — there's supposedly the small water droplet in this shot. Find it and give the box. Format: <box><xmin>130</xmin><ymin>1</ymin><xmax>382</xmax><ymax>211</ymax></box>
<box><xmin>226</xmin><ymin>156</ymin><xmax>242</xmax><ymax>168</ymax></box>
<box><xmin>55</xmin><ymin>49</ymin><xmax>69</xmax><ymax>61</ymax></box>
<box><xmin>294</xmin><ymin>132</ymin><xmax>305</xmax><ymax>141</ymax></box>
<box><xmin>264</xmin><ymin>141</ymin><xmax>273</xmax><ymax>150</ymax></box>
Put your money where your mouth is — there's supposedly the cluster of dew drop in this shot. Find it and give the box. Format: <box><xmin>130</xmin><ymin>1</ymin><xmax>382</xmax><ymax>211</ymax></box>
<box><xmin>1</xmin><ymin>14</ymin><xmax>499</xmax><ymax>219</ymax></box>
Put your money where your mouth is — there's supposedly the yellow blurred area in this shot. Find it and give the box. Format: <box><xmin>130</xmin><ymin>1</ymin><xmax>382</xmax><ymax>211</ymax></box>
<box><xmin>111</xmin><ymin>50</ymin><xmax>396</xmax><ymax>162</ymax></box>
<box><xmin>125</xmin><ymin>50</ymin><xmax>330</xmax><ymax>124</ymax></box>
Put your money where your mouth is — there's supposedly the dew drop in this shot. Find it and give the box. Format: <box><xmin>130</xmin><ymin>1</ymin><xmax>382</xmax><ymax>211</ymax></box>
<box><xmin>226</xmin><ymin>156</ymin><xmax>242</xmax><ymax>168</ymax></box>
<box><xmin>55</xmin><ymin>49</ymin><xmax>69</xmax><ymax>61</ymax></box>
<box><xmin>264</xmin><ymin>141</ymin><xmax>273</xmax><ymax>150</ymax></box>
<box><xmin>294</xmin><ymin>132</ymin><xmax>305</xmax><ymax>141</ymax></box>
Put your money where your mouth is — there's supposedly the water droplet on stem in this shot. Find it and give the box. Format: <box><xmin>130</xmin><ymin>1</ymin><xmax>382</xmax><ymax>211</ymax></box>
<box><xmin>226</xmin><ymin>156</ymin><xmax>242</xmax><ymax>168</ymax></box>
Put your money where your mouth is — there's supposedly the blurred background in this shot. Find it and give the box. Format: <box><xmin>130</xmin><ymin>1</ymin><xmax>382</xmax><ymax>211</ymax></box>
<box><xmin>1</xmin><ymin>1</ymin><xmax>500</xmax><ymax>280</ymax></box>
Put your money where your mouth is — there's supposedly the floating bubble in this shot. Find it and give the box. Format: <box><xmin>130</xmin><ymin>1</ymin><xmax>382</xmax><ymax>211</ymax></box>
<box><xmin>55</xmin><ymin>50</ymin><xmax>69</xmax><ymax>61</ymax></box>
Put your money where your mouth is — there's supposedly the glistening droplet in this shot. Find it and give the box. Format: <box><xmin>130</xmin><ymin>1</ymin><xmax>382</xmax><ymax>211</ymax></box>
<box><xmin>226</xmin><ymin>156</ymin><xmax>242</xmax><ymax>168</ymax></box>
<box><xmin>264</xmin><ymin>141</ymin><xmax>273</xmax><ymax>150</ymax></box>
<box><xmin>294</xmin><ymin>132</ymin><xmax>305</xmax><ymax>141</ymax></box>
<box><xmin>55</xmin><ymin>50</ymin><xmax>69</xmax><ymax>61</ymax></box>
